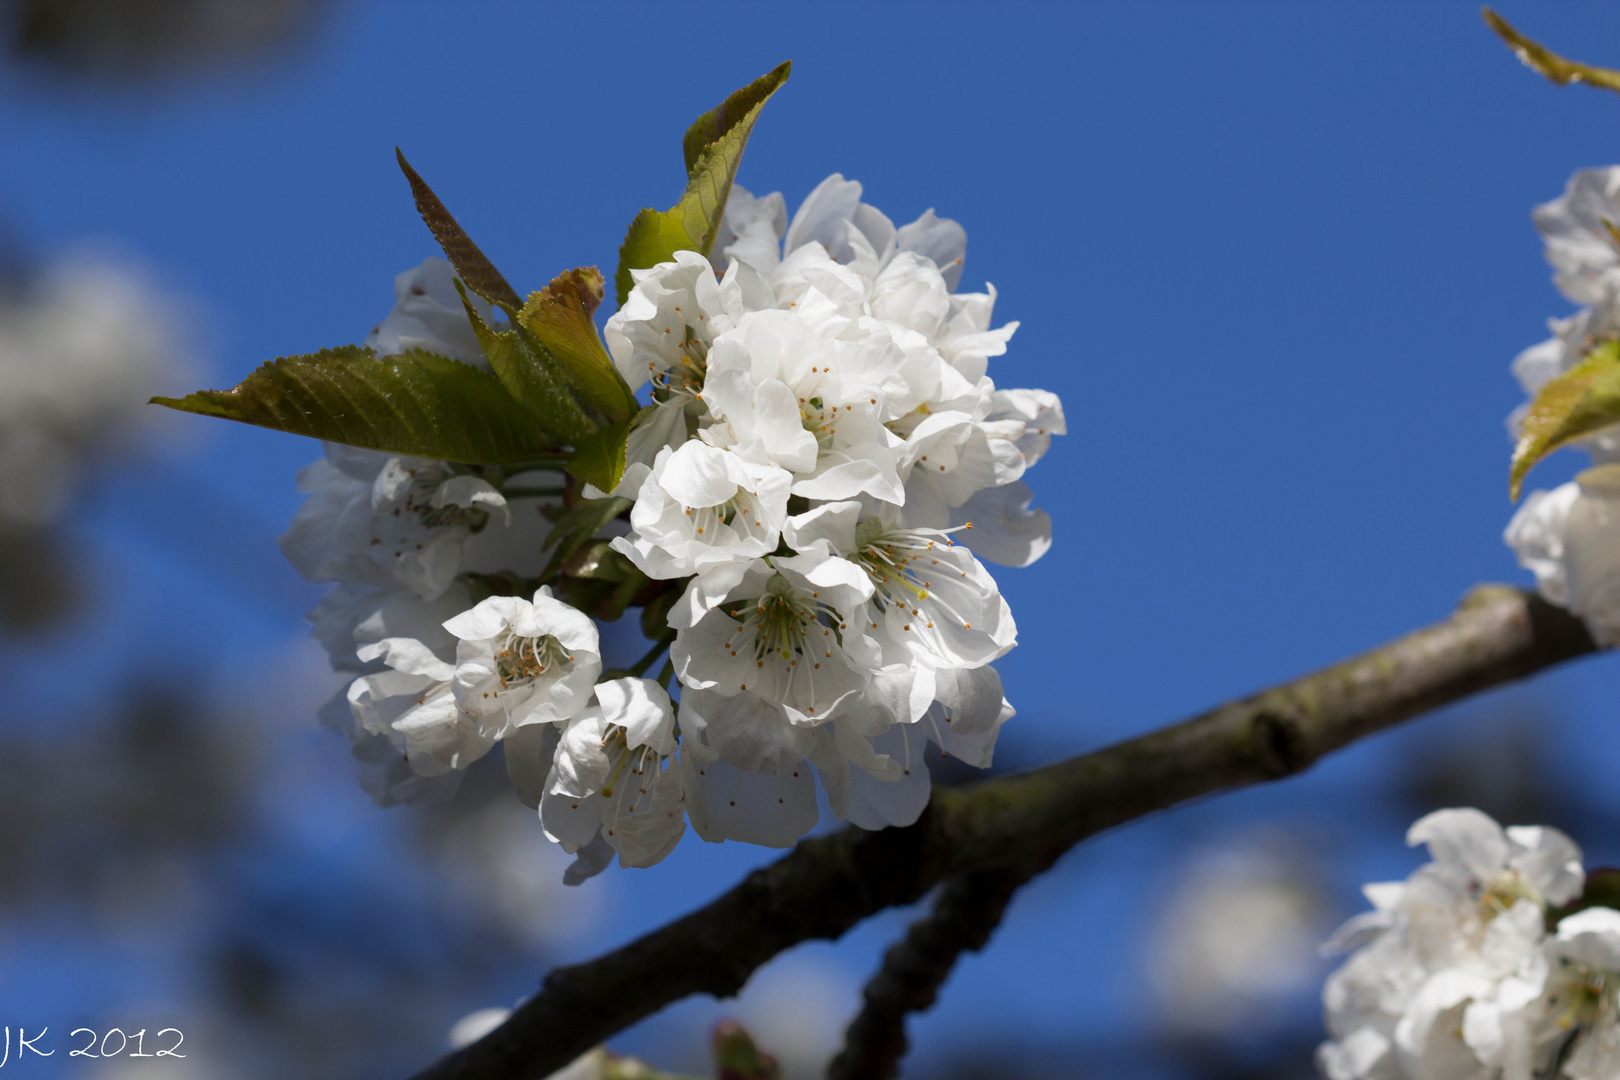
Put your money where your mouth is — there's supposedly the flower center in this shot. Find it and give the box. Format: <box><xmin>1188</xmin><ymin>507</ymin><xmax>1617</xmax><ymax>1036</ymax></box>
<box><xmin>683</xmin><ymin>491</ymin><xmax>756</xmax><ymax>536</ymax></box>
<box><xmin>853</xmin><ymin>519</ymin><xmax>976</xmax><ymax>619</ymax></box>
<box><xmin>798</xmin><ymin>394</ymin><xmax>838</xmax><ymax>449</ymax></box>
<box><xmin>725</xmin><ymin>575</ymin><xmax>841</xmax><ymax>655</ymax></box>
<box><xmin>718</xmin><ymin>574</ymin><xmax>848</xmax><ymax>715</ymax></box>
<box><xmin>493</xmin><ymin>632</ymin><xmax>572</xmax><ymax>690</ymax></box>
<box><xmin>598</xmin><ymin>726</ymin><xmax>660</xmax><ymax>800</ymax></box>
<box><xmin>650</xmin><ymin>325</ymin><xmax>708</xmax><ymax>404</ymax></box>
<box><xmin>1548</xmin><ymin>962</ymin><xmax>1615</xmax><ymax>1037</ymax></box>
<box><xmin>1479</xmin><ymin>868</ymin><xmax>1543</xmax><ymax>920</ymax></box>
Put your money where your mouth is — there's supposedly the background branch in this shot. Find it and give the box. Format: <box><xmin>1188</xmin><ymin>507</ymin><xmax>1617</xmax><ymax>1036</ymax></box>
<box><xmin>826</xmin><ymin>869</ymin><xmax>1024</xmax><ymax>1080</ymax></box>
<box><xmin>409</xmin><ymin>584</ymin><xmax>1599</xmax><ymax>1080</ymax></box>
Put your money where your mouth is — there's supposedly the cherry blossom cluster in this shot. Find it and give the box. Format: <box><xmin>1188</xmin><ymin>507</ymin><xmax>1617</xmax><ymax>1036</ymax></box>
<box><xmin>1506</xmin><ymin>168</ymin><xmax>1620</xmax><ymax>643</ymax></box>
<box><xmin>283</xmin><ymin>177</ymin><xmax>1064</xmax><ymax>879</ymax></box>
<box><xmin>1317</xmin><ymin>808</ymin><xmax>1620</xmax><ymax>1080</ymax></box>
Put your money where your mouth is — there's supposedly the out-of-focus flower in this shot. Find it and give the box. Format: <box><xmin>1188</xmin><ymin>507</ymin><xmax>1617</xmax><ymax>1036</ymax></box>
<box><xmin>280</xmin><ymin>445</ymin><xmax>508</xmax><ymax>602</ymax></box>
<box><xmin>1317</xmin><ymin>808</ymin><xmax>1586</xmax><ymax>1080</ymax></box>
<box><xmin>1147</xmin><ymin>837</ymin><xmax>1329</xmax><ymax>1038</ymax></box>
<box><xmin>0</xmin><ymin>248</ymin><xmax>194</xmax><ymax>528</ymax></box>
<box><xmin>1507</xmin><ymin>465</ymin><xmax>1620</xmax><ymax>646</ymax></box>
<box><xmin>1533</xmin><ymin>167</ymin><xmax>1620</xmax><ymax>308</ymax></box>
<box><xmin>366</xmin><ymin>257</ymin><xmax>495</xmax><ymax>368</ymax></box>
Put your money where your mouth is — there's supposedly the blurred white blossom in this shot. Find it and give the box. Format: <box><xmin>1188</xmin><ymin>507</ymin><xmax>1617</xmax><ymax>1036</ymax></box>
<box><xmin>0</xmin><ymin>247</ymin><xmax>195</xmax><ymax>527</ymax></box>
<box><xmin>1147</xmin><ymin>837</ymin><xmax>1329</xmax><ymax>1037</ymax></box>
<box><xmin>1507</xmin><ymin>167</ymin><xmax>1620</xmax><ymax>645</ymax></box>
<box><xmin>1317</xmin><ymin>808</ymin><xmax>1590</xmax><ymax>1080</ymax></box>
<box><xmin>1507</xmin><ymin>465</ymin><xmax>1620</xmax><ymax>645</ymax></box>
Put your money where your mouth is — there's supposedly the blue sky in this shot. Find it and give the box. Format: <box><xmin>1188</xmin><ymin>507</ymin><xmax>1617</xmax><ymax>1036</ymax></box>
<box><xmin>4</xmin><ymin>1</ymin><xmax>1620</xmax><ymax>1076</ymax></box>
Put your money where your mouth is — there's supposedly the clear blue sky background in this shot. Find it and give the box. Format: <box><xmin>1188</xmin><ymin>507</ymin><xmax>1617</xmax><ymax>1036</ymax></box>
<box><xmin>5</xmin><ymin>1</ymin><xmax>1620</xmax><ymax>1076</ymax></box>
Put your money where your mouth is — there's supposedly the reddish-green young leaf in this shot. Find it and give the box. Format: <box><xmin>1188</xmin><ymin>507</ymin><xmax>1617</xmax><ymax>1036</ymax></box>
<box><xmin>518</xmin><ymin>268</ymin><xmax>636</xmax><ymax>422</ymax></box>
<box><xmin>151</xmin><ymin>346</ymin><xmax>558</xmax><ymax>463</ymax></box>
<box><xmin>396</xmin><ymin>147</ymin><xmax>523</xmax><ymax>310</ymax></box>
<box><xmin>457</xmin><ymin>285</ymin><xmax>597</xmax><ymax>445</ymax></box>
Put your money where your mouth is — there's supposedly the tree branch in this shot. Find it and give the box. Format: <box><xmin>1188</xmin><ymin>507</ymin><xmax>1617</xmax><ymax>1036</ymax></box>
<box><xmin>826</xmin><ymin>870</ymin><xmax>1024</xmax><ymax>1080</ymax></box>
<box><xmin>408</xmin><ymin>585</ymin><xmax>1599</xmax><ymax>1080</ymax></box>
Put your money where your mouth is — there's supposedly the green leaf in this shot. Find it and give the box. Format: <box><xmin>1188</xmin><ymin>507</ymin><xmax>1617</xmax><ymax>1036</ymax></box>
<box><xmin>518</xmin><ymin>268</ymin><xmax>637</xmax><ymax>422</ymax></box>
<box><xmin>615</xmin><ymin>209</ymin><xmax>700</xmax><ymax>307</ymax></box>
<box><xmin>457</xmin><ymin>285</ymin><xmax>598</xmax><ymax>445</ymax></box>
<box><xmin>614</xmin><ymin>61</ymin><xmax>791</xmax><ymax>305</ymax></box>
<box><xmin>566</xmin><ymin>415</ymin><xmax>634</xmax><ymax>493</ymax></box>
<box><xmin>395</xmin><ymin>147</ymin><xmax>524</xmax><ymax>310</ymax></box>
<box><xmin>151</xmin><ymin>346</ymin><xmax>559</xmax><ymax>464</ymax></box>
<box><xmin>1485</xmin><ymin>8</ymin><xmax>1620</xmax><ymax>96</ymax></box>
<box><xmin>1511</xmin><ymin>340</ymin><xmax>1620</xmax><ymax>500</ymax></box>
<box><xmin>682</xmin><ymin>61</ymin><xmax>793</xmax><ymax>178</ymax></box>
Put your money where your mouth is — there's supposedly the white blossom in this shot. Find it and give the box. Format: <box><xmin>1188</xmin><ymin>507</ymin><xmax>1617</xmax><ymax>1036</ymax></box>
<box><xmin>444</xmin><ymin>586</ymin><xmax>603</xmax><ymax>730</ymax></box>
<box><xmin>611</xmin><ymin>439</ymin><xmax>793</xmax><ymax>580</ymax></box>
<box><xmin>280</xmin><ymin>444</ymin><xmax>507</xmax><ymax>601</ymax></box>
<box><xmin>670</xmin><ymin>558</ymin><xmax>878</xmax><ymax>725</ymax></box>
<box><xmin>365</xmin><ymin>256</ymin><xmax>495</xmax><ymax>367</ymax></box>
<box><xmin>782</xmin><ymin>501</ymin><xmax>1016</xmax><ymax>676</ymax></box>
<box><xmin>699</xmin><ymin>308</ymin><xmax>907</xmax><ymax>505</ymax></box>
<box><xmin>539</xmin><ymin>677</ymin><xmax>685</xmax><ymax>874</ymax></box>
<box><xmin>1528</xmin><ymin>908</ymin><xmax>1620</xmax><ymax>1080</ymax></box>
<box><xmin>1317</xmin><ymin>808</ymin><xmax>1585</xmax><ymax>1080</ymax></box>
<box><xmin>602</xmin><ymin>250</ymin><xmax>774</xmax><ymax>474</ymax></box>
<box><xmin>681</xmin><ymin>173</ymin><xmax>1064</xmax><ymax>565</ymax></box>
<box><xmin>292</xmin><ymin>187</ymin><xmax>1055</xmax><ymax>865</ymax></box>
<box><xmin>1534</xmin><ymin>167</ymin><xmax>1620</xmax><ymax>307</ymax></box>
<box><xmin>679</xmin><ymin>701</ymin><xmax>821</xmax><ymax>847</ymax></box>
<box><xmin>345</xmin><ymin>587</ymin><xmax>601</xmax><ymax>780</ymax></box>
<box><xmin>1507</xmin><ymin>465</ymin><xmax>1620</xmax><ymax>646</ymax></box>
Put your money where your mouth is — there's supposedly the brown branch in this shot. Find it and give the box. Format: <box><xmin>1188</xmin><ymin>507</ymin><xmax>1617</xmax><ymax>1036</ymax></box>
<box><xmin>408</xmin><ymin>585</ymin><xmax>1599</xmax><ymax>1080</ymax></box>
<box><xmin>827</xmin><ymin>870</ymin><xmax>1024</xmax><ymax>1080</ymax></box>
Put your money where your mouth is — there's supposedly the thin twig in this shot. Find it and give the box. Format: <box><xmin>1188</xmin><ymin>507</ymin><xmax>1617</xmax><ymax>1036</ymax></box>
<box><xmin>827</xmin><ymin>870</ymin><xmax>1024</xmax><ymax>1080</ymax></box>
<box><xmin>408</xmin><ymin>585</ymin><xmax>1598</xmax><ymax>1080</ymax></box>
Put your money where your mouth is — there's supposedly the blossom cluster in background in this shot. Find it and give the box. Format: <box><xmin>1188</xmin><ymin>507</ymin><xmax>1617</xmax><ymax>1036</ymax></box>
<box><xmin>0</xmin><ymin>247</ymin><xmax>192</xmax><ymax>530</ymax></box>
<box><xmin>1318</xmin><ymin>808</ymin><xmax>1620</xmax><ymax>1080</ymax></box>
<box><xmin>283</xmin><ymin>175</ymin><xmax>1065</xmax><ymax>879</ymax></box>
<box><xmin>1506</xmin><ymin>169</ymin><xmax>1620</xmax><ymax>642</ymax></box>
<box><xmin>0</xmin><ymin>245</ymin><xmax>195</xmax><ymax>630</ymax></box>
